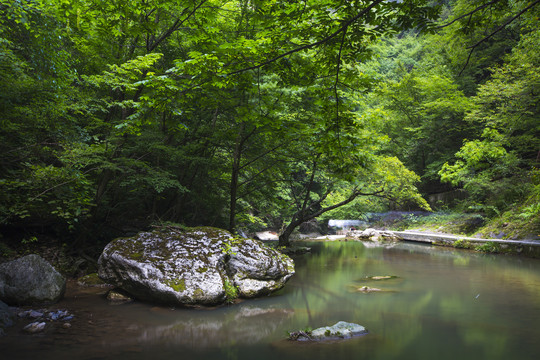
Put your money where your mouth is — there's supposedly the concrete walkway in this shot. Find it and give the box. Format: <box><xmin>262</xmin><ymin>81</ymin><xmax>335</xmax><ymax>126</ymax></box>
<box><xmin>390</xmin><ymin>230</ymin><xmax>540</xmax><ymax>257</ymax></box>
<box><xmin>296</xmin><ymin>230</ymin><xmax>540</xmax><ymax>257</ymax></box>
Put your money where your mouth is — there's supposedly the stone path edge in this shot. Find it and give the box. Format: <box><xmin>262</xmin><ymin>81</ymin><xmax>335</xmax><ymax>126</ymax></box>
<box><xmin>390</xmin><ymin>230</ymin><xmax>540</xmax><ymax>257</ymax></box>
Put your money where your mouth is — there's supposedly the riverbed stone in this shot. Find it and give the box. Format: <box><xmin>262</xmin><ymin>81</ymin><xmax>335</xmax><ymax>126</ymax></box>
<box><xmin>0</xmin><ymin>254</ymin><xmax>66</xmax><ymax>306</ymax></box>
<box><xmin>23</xmin><ymin>321</ymin><xmax>46</xmax><ymax>334</ymax></box>
<box><xmin>98</xmin><ymin>226</ymin><xmax>295</xmax><ymax>306</ymax></box>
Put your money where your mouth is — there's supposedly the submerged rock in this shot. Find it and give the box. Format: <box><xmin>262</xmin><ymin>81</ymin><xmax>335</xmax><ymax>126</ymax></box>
<box><xmin>365</xmin><ymin>275</ymin><xmax>398</xmax><ymax>280</ymax></box>
<box><xmin>107</xmin><ymin>289</ymin><xmax>133</xmax><ymax>304</ymax></box>
<box><xmin>280</xmin><ymin>246</ymin><xmax>311</xmax><ymax>256</ymax></box>
<box><xmin>290</xmin><ymin>321</ymin><xmax>368</xmax><ymax>341</ymax></box>
<box><xmin>0</xmin><ymin>254</ymin><xmax>66</xmax><ymax>305</ymax></box>
<box><xmin>98</xmin><ymin>226</ymin><xmax>295</xmax><ymax>306</ymax></box>
<box><xmin>355</xmin><ymin>286</ymin><xmax>383</xmax><ymax>293</ymax></box>
<box><xmin>360</xmin><ymin>275</ymin><xmax>400</xmax><ymax>282</ymax></box>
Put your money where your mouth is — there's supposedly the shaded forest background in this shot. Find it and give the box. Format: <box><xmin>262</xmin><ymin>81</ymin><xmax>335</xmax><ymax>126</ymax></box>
<box><xmin>1</xmin><ymin>0</ymin><xmax>539</xmax><ymax>252</ymax></box>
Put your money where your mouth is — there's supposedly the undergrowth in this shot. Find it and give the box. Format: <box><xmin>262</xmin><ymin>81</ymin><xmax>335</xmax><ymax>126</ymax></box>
<box><xmin>387</xmin><ymin>212</ymin><xmax>486</xmax><ymax>236</ymax></box>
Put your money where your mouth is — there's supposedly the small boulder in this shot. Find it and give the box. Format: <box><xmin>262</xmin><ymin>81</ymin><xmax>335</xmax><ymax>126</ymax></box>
<box><xmin>0</xmin><ymin>300</ymin><xmax>14</xmax><ymax>336</ymax></box>
<box><xmin>0</xmin><ymin>254</ymin><xmax>66</xmax><ymax>305</ymax></box>
<box><xmin>348</xmin><ymin>228</ymin><xmax>399</xmax><ymax>242</ymax></box>
<box><xmin>98</xmin><ymin>227</ymin><xmax>294</xmax><ymax>306</ymax></box>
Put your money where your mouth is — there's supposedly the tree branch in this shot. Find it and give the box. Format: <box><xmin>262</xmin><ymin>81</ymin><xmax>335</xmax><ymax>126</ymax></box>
<box><xmin>459</xmin><ymin>0</ymin><xmax>540</xmax><ymax>75</ymax></box>
<box><xmin>299</xmin><ymin>188</ymin><xmax>384</xmax><ymax>224</ymax></box>
<box><xmin>238</xmin><ymin>141</ymin><xmax>287</xmax><ymax>171</ymax></box>
<box><xmin>436</xmin><ymin>0</ymin><xmax>501</xmax><ymax>29</ymax></box>
<box><xmin>148</xmin><ymin>0</ymin><xmax>207</xmax><ymax>52</ymax></box>
<box><xmin>226</xmin><ymin>0</ymin><xmax>385</xmax><ymax>76</ymax></box>
<box><xmin>466</xmin><ymin>0</ymin><xmax>540</xmax><ymax>50</ymax></box>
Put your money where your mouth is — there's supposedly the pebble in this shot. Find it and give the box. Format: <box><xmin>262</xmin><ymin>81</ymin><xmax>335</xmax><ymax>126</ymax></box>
<box><xmin>23</xmin><ymin>322</ymin><xmax>46</xmax><ymax>334</ymax></box>
<box><xmin>17</xmin><ymin>309</ymin><xmax>75</xmax><ymax>323</ymax></box>
<box><xmin>29</xmin><ymin>310</ymin><xmax>44</xmax><ymax>318</ymax></box>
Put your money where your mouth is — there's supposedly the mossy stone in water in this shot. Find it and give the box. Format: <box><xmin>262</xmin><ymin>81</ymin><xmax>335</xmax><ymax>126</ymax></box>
<box><xmin>292</xmin><ymin>321</ymin><xmax>368</xmax><ymax>341</ymax></box>
<box><xmin>98</xmin><ymin>227</ymin><xmax>295</xmax><ymax>306</ymax></box>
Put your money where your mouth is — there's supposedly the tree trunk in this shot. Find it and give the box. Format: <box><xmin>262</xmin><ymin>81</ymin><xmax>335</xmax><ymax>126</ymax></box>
<box><xmin>278</xmin><ymin>218</ymin><xmax>302</xmax><ymax>247</ymax></box>
<box><xmin>229</xmin><ymin>123</ymin><xmax>245</xmax><ymax>233</ymax></box>
<box><xmin>278</xmin><ymin>188</ymin><xmax>382</xmax><ymax>247</ymax></box>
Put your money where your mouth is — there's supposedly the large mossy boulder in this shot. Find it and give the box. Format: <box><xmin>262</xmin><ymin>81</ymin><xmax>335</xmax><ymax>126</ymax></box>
<box><xmin>0</xmin><ymin>254</ymin><xmax>66</xmax><ymax>306</ymax></box>
<box><xmin>98</xmin><ymin>227</ymin><xmax>295</xmax><ymax>306</ymax></box>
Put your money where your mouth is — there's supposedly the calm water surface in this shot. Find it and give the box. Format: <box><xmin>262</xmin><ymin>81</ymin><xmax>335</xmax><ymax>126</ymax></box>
<box><xmin>2</xmin><ymin>241</ymin><xmax>540</xmax><ymax>360</ymax></box>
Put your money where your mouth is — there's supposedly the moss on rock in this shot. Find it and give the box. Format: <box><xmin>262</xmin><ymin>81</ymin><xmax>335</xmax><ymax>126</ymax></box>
<box><xmin>98</xmin><ymin>227</ymin><xmax>294</xmax><ymax>306</ymax></box>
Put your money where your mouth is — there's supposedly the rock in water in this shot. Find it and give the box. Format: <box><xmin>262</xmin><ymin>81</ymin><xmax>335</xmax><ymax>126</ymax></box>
<box><xmin>310</xmin><ymin>321</ymin><xmax>367</xmax><ymax>340</ymax></box>
<box><xmin>227</xmin><ymin>238</ymin><xmax>295</xmax><ymax>297</ymax></box>
<box><xmin>106</xmin><ymin>289</ymin><xmax>133</xmax><ymax>304</ymax></box>
<box><xmin>291</xmin><ymin>321</ymin><xmax>368</xmax><ymax>341</ymax></box>
<box><xmin>98</xmin><ymin>227</ymin><xmax>295</xmax><ymax>306</ymax></box>
<box><xmin>0</xmin><ymin>254</ymin><xmax>66</xmax><ymax>306</ymax></box>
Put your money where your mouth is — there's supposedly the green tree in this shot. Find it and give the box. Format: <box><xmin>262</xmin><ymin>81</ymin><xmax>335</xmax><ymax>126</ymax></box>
<box><xmin>0</xmin><ymin>0</ymin><xmax>442</xmax><ymax>246</ymax></box>
<box><xmin>439</xmin><ymin>24</ymin><xmax>540</xmax><ymax>214</ymax></box>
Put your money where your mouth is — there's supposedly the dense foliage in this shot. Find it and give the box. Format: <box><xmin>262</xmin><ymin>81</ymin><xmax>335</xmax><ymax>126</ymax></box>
<box><xmin>0</xmin><ymin>0</ymin><xmax>538</xmax><ymax>248</ymax></box>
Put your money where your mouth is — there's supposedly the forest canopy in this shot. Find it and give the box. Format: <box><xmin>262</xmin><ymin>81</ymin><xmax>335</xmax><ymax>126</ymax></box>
<box><xmin>1</xmin><ymin>0</ymin><xmax>539</xmax><ymax>247</ymax></box>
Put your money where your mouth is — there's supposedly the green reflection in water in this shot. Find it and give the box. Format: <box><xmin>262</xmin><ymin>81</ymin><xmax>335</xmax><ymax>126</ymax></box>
<box><xmin>281</xmin><ymin>241</ymin><xmax>540</xmax><ymax>360</ymax></box>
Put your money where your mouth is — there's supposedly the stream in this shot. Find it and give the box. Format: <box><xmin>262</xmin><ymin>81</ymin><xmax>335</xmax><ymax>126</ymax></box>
<box><xmin>2</xmin><ymin>240</ymin><xmax>540</xmax><ymax>360</ymax></box>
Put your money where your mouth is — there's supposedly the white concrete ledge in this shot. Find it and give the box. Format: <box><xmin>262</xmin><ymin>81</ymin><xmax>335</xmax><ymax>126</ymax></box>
<box><xmin>391</xmin><ymin>230</ymin><xmax>540</xmax><ymax>247</ymax></box>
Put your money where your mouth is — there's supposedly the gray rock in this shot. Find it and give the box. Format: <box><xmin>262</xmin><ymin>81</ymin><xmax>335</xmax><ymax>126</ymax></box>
<box><xmin>28</xmin><ymin>310</ymin><xmax>44</xmax><ymax>318</ymax></box>
<box><xmin>0</xmin><ymin>254</ymin><xmax>66</xmax><ymax>306</ymax></box>
<box><xmin>291</xmin><ymin>321</ymin><xmax>368</xmax><ymax>341</ymax></box>
<box><xmin>348</xmin><ymin>228</ymin><xmax>399</xmax><ymax>242</ymax></box>
<box><xmin>0</xmin><ymin>300</ymin><xmax>14</xmax><ymax>336</ymax></box>
<box><xmin>227</xmin><ymin>239</ymin><xmax>295</xmax><ymax>297</ymax></box>
<box><xmin>23</xmin><ymin>321</ymin><xmax>46</xmax><ymax>334</ymax></box>
<box><xmin>98</xmin><ymin>227</ymin><xmax>294</xmax><ymax>306</ymax></box>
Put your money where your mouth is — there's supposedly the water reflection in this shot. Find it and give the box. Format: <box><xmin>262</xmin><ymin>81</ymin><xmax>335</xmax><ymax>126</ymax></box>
<box><xmin>2</xmin><ymin>240</ymin><xmax>540</xmax><ymax>360</ymax></box>
<box><xmin>130</xmin><ymin>305</ymin><xmax>294</xmax><ymax>347</ymax></box>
